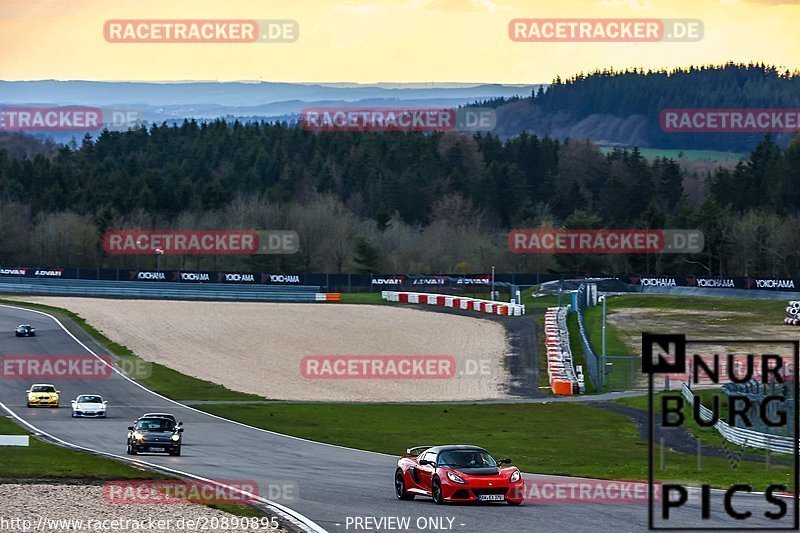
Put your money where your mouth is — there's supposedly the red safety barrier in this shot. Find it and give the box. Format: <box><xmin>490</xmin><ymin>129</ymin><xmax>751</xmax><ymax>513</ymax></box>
<box><xmin>380</xmin><ymin>291</ymin><xmax>525</xmax><ymax>317</ymax></box>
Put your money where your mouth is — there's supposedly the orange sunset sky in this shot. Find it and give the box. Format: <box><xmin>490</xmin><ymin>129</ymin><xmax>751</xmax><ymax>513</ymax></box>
<box><xmin>1</xmin><ymin>0</ymin><xmax>798</xmax><ymax>84</ymax></box>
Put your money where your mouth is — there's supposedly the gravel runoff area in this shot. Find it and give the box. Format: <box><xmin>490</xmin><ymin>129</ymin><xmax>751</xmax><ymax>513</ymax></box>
<box><xmin>610</xmin><ymin>307</ymin><xmax>796</xmax><ymax>358</ymax></box>
<box><xmin>0</xmin><ymin>483</ymin><xmax>285</xmax><ymax>532</ymax></box>
<box><xmin>16</xmin><ymin>298</ymin><xmax>510</xmax><ymax>402</ymax></box>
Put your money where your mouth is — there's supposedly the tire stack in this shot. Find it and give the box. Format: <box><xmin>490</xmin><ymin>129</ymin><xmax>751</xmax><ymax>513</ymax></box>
<box><xmin>785</xmin><ymin>301</ymin><xmax>800</xmax><ymax>325</ymax></box>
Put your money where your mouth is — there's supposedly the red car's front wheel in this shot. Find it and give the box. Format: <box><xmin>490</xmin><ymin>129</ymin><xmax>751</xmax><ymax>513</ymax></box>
<box><xmin>395</xmin><ymin>470</ymin><xmax>415</xmax><ymax>500</ymax></box>
<box><xmin>431</xmin><ymin>478</ymin><xmax>444</xmax><ymax>505</ymax></box>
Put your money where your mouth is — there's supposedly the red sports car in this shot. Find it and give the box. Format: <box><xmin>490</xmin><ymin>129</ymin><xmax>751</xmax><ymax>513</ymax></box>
<box><xmin>395</xmin><ymin>445</ymin><xmax>524</xmax><ymax>505</ymax></box>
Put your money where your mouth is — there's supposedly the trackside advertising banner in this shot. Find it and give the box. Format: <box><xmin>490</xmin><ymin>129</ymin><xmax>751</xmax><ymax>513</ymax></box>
<box><xmin>0</xmin><ymin>267</ymin><xmax>66</xmax><ymax>278</ymax></box>
<box><xmin>624</xmin><ymin>276</ymin><xmax>800</xmax><ymax>290</ymax></box>
<box><xmin>0</xmin><ymin>268</ymin><xmax>564</xmax><ymax>287</ymax></box>
<box><xmin>3</xmin><ymin>267</ymin><xmax>799</xmax><ymax>291</ymax></box>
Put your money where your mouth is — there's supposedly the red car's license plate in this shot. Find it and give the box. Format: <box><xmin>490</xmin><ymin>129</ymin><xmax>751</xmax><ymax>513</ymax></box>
<box><xmin>479</xmin><ymin>494</ymin><xmax>504</xmax><ymax>501</ymax></box>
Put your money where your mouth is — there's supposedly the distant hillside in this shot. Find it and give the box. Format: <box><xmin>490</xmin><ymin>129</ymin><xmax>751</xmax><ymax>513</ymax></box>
<box><xmin>486</xmin><ymin>64</ymin><xmax>800</xmax><ymax>152</ymax></box>
<box><xmin>0</xmin><ymin>80</ymin><xmax>541</xmax><ymax>106</ymax></box>
<box><xmin>0</xmin><ymin>80</ymin><xmax>541</xmax><ymax>144</ymax></box>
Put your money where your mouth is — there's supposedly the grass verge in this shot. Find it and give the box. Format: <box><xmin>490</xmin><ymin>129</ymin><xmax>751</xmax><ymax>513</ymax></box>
<box><xmin>197</xmin><ymin>402</ymin><xmax>789</xmax><ymax>489</ymax></box>
<box><xmin>0</xmin><ymin>417</ymin><xmax>167</xmax><ymax>480</ymax></box>
<box><xmin>0</xmin><ymin>417</ymin><xmax>266</xmax><ymax>518</ymax></box>
<box><xmin>339</xmin><ymin>292</ymin><xmax>384</xmax><ymax>304</ymax></box>
<box><xmin>616</xmin><ymin>390</ymin><xmax>789</xmax><ymax>461</ymax></box>
<box><xmin>520</xmin><ymin>287</ymin><xmax>560</xmax><ymax>312</ymax></box>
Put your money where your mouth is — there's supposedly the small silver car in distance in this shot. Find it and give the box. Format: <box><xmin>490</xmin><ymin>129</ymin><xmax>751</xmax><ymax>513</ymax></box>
<box><xmin>71</xmin><ymin>394</ymin><xmax>108</xmax><ymax>418</ymax></box>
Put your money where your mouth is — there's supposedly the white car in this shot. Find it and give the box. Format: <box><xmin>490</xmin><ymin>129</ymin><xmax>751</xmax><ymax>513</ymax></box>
<box><xmin>71</xmin><ymin>394</ymin><xmax>108</xmax><ymax>418</ymax></box>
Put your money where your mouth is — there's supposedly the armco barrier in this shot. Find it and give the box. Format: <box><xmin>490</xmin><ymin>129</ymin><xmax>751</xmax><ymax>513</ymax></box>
<box><xmin>681</xmin><ymin>383</ymin><xmax>793</xmax><ymax>454</ymax></box>
<box><xmin>0</xmin><ymin>277</ymin><xmax>340</xmax><ymax>302</ymax></box>
<box><xmin>544</xmin><ymin>307</ymin><xmax>581</xmax><ymax>395</ymax></box>
<box><xmin>380</xmin><ymin>291</ymin><xmax>525</xmax><ymax>316</ymax></box>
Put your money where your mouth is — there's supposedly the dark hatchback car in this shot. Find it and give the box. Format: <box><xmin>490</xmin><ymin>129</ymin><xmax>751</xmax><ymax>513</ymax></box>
<box><xmin>15</xmin><ymin>325</ymin><xmax>36</xmax><ymax>337</ymax></box>
<box><xmin>127</xmin><ymin>416</ymin><xmax>183</xmax><ymax>456</ymax></box>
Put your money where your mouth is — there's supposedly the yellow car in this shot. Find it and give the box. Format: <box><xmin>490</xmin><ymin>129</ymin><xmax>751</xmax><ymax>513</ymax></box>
<box><xmin>26</xmin><ymin>384</ymin><xmax>60</xmax><ymax>408</ymax></box>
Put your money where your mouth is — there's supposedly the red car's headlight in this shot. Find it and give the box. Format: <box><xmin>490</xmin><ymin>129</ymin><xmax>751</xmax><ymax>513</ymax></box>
<box><xmin>446</xmin><ymin>471</ymin><xmax>467</xmax><ymax>484</ymax></box>
<box><xmin>510</xmin><ymin>470</ymin><xmax>521</xmax><ymax>483</ymax></box>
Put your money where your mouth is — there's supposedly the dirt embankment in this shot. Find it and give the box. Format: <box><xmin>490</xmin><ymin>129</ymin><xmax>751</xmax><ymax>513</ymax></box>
<box><xmin>17</xmin><ymin>298</ymin><xmax>511</xmax><ymax>402</ymax></box>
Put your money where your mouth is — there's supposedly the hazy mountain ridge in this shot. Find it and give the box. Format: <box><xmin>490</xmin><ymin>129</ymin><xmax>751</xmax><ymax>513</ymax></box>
<box><xmin>0</xmin><ymin>80</ymin><xmax>541</xmax><ymax>143</ymax></box>
<box><xmin>0</xmin><ymin>80</ymin><xmax>539</xmax><ymax>107</ymax></box>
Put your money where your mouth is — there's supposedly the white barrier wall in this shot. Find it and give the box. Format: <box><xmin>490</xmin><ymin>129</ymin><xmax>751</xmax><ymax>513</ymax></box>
<box><xmin>544</xmin><ymin>307</ymin><xmax>582</xmax><ymax>395</ymax></box>
<box><xmin>0</xmin><ymin>435</ymin><xmax>29</xmax><ymax>446</ymax></box>
<box><xmin>380</xmin><ymin>291</ymin><xmax>525</xmax><ymax>316</ymax></box>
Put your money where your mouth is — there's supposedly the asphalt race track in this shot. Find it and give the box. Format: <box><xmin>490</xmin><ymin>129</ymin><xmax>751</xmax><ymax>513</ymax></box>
<box><xmin>0</xmin><ymin>304</ymin><xmax>796</xmax><ymax>532</ymax></box>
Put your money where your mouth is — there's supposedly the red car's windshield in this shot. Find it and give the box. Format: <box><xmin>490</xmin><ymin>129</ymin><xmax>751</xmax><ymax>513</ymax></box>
<box><xmin>437</xmin><ymin>450</ymin><xmax>497</xmax><ymax>468</ymax></box>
